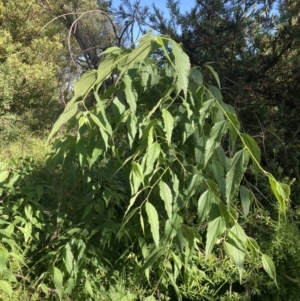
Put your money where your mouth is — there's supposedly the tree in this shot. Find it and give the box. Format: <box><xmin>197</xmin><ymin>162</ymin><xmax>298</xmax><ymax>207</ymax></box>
<box><xmin>0</xmin><ymin>0</ymin><xmax>64</xmax><ymax>133</ymax></box>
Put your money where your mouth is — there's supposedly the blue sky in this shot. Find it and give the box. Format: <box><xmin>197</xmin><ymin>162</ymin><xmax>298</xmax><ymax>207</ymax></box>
<box><xmin>112</xmin><ymin>0</ymin><xmax>194</xmax><ymax>40</ymax></box>
<box><xmin>112</xmin><ymin>0</ymin><xmax>194</xmax><ymax>15</ymax></box>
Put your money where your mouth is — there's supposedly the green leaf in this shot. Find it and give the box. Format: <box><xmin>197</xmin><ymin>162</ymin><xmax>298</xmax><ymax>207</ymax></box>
<box><xmin>226</xmin><ymin>111</ymin><xmax>240</xmax><ymax>151</ymax></box>
<box><xmin>126</xmin><ymin>113</ymin><xmax>138</xmax><ymax>148</ymax></box>
<box><xmin>226</xmin><ymin>149</ymin><xmax>250</xmax><ymax>204</ymax></box>
<box><xmin>145</xmin><ymin>142</ymin><xmax>161</xmax><ymax>175</ymax></box>
<box><xmin>0</xmin><ymin>280</ymin><xmax>12</xmax><ymax>297</ymax></box>
<box><xmin>198</xmin><ymin>190</ymin><xmax>214</xmax><ymax>223</ymax></box>
<box><xmin>224</xmin><ymin>223</ymin><xmax>247</xmax><ymax>282</ymax></box>
<box><xmin>205</xmin><ymin>216</ymin><xmax>226</xmax><ymax>260</ymax></box>
<box><xmin>269</xmin><ymin>177</ymin><xmax>290</xmax><ymax>216</ymax></box>
<box><xmin>162</xmin><ymin>108</ymin><xmax>174</xmax><ymax>144</ymax></box>
<box><xmin>120</xmin><ymin>33</ymin><xmax>158</xmax><ymax>76</ymax></box>
<box><xmin>0</xmin><ymin>170</ymin><xmax>9</xmax><ymax>184</ymax></box>
<box><xmin>209</xmin><ymin>85</ymin><xmax>223</xmax><ymax>103</ymax></box>
<box><xmin>199</xmin><ymin>99</ymin><xmax>215</xmax><ymax>125</ymax></box>
<box><xmin>145</xmin><ymin>202</ymin><xmax>160</xmax><ymax>247</ymax></box>
<box><xmin>170</xmin><ymin>40</ymin><xmax>191</xmax><ymax>97</ymax></box>
<box><xmin>63</xmin><ymin>244</ymin><xmax>74</xmax><ymax>275</ymax></box>
<box><xmin>74</xmin><ymin>70</ymin><xmax>97</xmax><ymax>99</ymax></box>
<box><xmin>262</xmin><ymin>254</ymin><xmax>277</xmax><ymax>284</ymax></box>
<box><xmin>130</xmin><ymin>162</ymin><xmax>144</xmax><ymax>195</ymax></box>
<box><xmin>239</xmin><ymin>185</ymin><xmax>253</xmax><ymax>217</ymax></box>
<box><xmin>123</xmin><ymin>72</ymin><xmax>137</xmax><ymax>113</ymax></box>
<box><xmin>40</xmin><ymin>283</ymin><xmax>49</xmax><ymax>296</ymax></box>
<box><xmin>0</xmin><ymin>248</ymin><xmax>9</xmax><ymax>273</ymax></box>
<box><xmin>186</xmin><ymin>174</ymin><xmax>203</xmax><ymax>197</ymax></box>
<box><xmin>51</xmin><ymin>266</ymin><xmax>63</xmax><ymax>300</ymax></box>
<box><xmin>205</xmin><ymin>120</ymin><xmax>227</xmax><ymax>166</ymax></box>
<box><xmin>241</xmin><ymin>133</ymin><xmax>261</xmax><ymax>178</ymax></box>
<box><xmin>206</xmin><ymin>65</ymin><xmax>220</xmax><ymax>88</ymax></box>
<box><xmin>48</xmin><ymin>102</ymin><xmax>78</xmax><ymax>142</ymax></box>
<box><xmin>159</xmin><ymin>180</ymin><xmax>173</xmax><ymax>220</ymax></box>
<box><xmin>85</xmin><ymin>279</ymin><xmax>94</xmax><ymax>297</ymax></box>
<box><xmin>189</xmin><ymin>67</ymin><xmax>203</xmax><ymax>85</ymax></box>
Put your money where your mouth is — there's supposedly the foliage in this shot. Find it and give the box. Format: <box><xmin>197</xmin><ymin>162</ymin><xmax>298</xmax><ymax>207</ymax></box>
<box><xmin>43</xmin><ymin>33</ymin><xmax>288</xmax><ymax>299</ymax></box>
<box><xmin>0</xmin><ymin>0</ymin><xmax>65</xmax><ymax>133</ymax></box>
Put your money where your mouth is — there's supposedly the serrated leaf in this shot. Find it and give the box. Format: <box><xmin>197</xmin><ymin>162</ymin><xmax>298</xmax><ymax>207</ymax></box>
<box><xmin>89</xmin><ymin>113</ymin><xmax>109</xmax><ymax>149</ymax></box>
<box><xmin>123</xmin><ymin>72</ymin><xmax>137</xmax><ymax>113</ymax></box>
<box><xmin>48</xmin><ymin>102</ymin><xmax>78</xmax><ymax>142</ymax></box>
<box><xmin>145</xmin><ymin>202</ymin><xmax>160</xmax><ymax>247</ymax></box>
<box><xmin>239</xmin><ymin>185</ymin><xmax>253</xmax><ymax>217</ymax></box>
<box><xmin>120</xmin><ymin>33</ymin><xmax>158</xmax><ymax>76</ymax></box>
<box><xmin>199</xmin><ymin>99</ymin><xmax>215</xmax><ymax>125</ymax></box>
<box><xmin>63</xmin><ymin>244</ymin><xmax>74</xmax><ymax>275</ymax></box>
<box><xmin>130</xmin><ymin>162</ymin><xmax>144</xmax><ymax>195</ymax></box>
<box><xmin>205</xmin><ymin>216</ymin><xmax>226</xmax><ymax>260</ymax></box>
<box><xmin>51</xmin><ymin>266</ymin><xmax>63</xmax><ymax>300</ymax></box>
<box><xmin>126</xmin><ymin>113</ymin><xmax>138</xmax><ymax>148</ymax></box>
<box><xmin>205</xmin><ymin>120</ymin><xmax>227</xmax><ymax>166</ymax></box>
<box><xmin>144</xmin><ymin>142</ymin><xmax>161</xmax><ymax>175</ymax></box>
<box><xmin>242</xmin><ymin>133</ymin><xmax>261</xmax><ymax>179</ymax></box>
<box><xmin>206</xmin><ymin>65</ymin><xmax>220</xmax><ymax>88</ymax></box>
<box><xmin>159</xmin><ymin>180</ymin><xmax>173</xmax><ymax>220</ymax></box>
<box><xmin>262</xmin><ymin>254</ymin><xmax>277</xmax><ymax>284</ymax></box>
<box><xmin>162</xmin><ymin>108</ymin><xmax>174</xmax><ymax>144</ymax></box>
<box><xmin>226</xmin><ymin>149</ymin><xmax>250</xmax><ymax>204</ymax></box>
<box><xmin>170</xmin><ymin>40</ymin><xmax>190</xmax><ymax>97</ymax></box>
<box><xmin>224</xmin><ymin>223</ymin><xmax>247</xmax><ymax>282</ymax></box>
<box><xmin>198</xmin><ymin>190</ymin><xmax>214</xmax><ymax>223</ymax></box>
<box><xmin>0</xmin><ymin>280</ymin><xmax>12</xmax><ymax>297</ymax></box>
<box><xmin>0</xmin><ymin>170</ymin><xmax>9</xmax><ymax>183</ymax></box>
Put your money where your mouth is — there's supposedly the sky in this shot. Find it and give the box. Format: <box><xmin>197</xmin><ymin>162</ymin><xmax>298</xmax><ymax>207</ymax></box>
<box><xmin>111</xmin><ymin>0</ymin><xmax>194</xmax><ymax>40</ymax></box>
<box><xmin>112</xmin><ymin>0</ymin><xmax>194</xmax><ymax>16</ymax></box>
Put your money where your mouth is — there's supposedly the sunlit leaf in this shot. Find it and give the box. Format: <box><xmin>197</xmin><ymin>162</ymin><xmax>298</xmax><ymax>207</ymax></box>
<box><xmin>262</xmin><ymin>254</ymin><xmax>277</xmax><ymax>285</ymax></box>
<box><xmin>159</xmin><ymin>180</ymin><xmax>173</xmax><ymax>220</ymax></box>
<box><xmin>145</xmin><ymin>142</ymin><xmax>161</xmax><ymax>175</ymax></box>
<box><xmin>85</xmin><ymin>279</ymin><xmax>94</xmax><ymax>297</ymax></box>
<box><xmin>170</xmin><ymin>40</ymin><xmax>191</xmax><ymax>97</ymax></box>
<box><xmin>145</xmin><ymin>202</ymin><xmax>159</xmax><ymax>247</ymax></box>
<box><xmin>0</xmin><ymin>171</ymin><xmax>9</xmax><ymax>184</ymax></box>
<box><xmin>198</xmin><ymin>190</ymin><xmax>214</xmax><ymax>223</ymax></box>
<box><xmin>224</xmin><ymin>223</ymin><xmax>247</xmax><ymax>281</ymax></box>
<box><xmin>226</xmin><ymin>149</ymin><xmax>250</xmax><ymax>204</ymax></box>
<box><xmin>130</xmin><ymin>162</ymin><xmax>144</xmax><ymax>195</ymax></box>
<box><xmin>205</xmin><ymin>216</ymin><xmax>226</xmax><ymax>260</ymax></box>
<box><xmin>242</xmin><ymin>133</ymin><xmax>261</xmax><ymax>179</ymax></box>
<box><xmin>162</xmin><ymin>108</ymin><xmax>174</xmax><ymax>144</ymax></box>
<box><xmin>48</xmin><ymin>102</ymin><xmax>78</xmax><ymax>142</ymax></box>
<box><xmin>0</xmin><ymin>280</ymin><xmax>12</xmax><ymax>297</ymax></box>
<box><xmin>63</xmin><ymin>244</ymin><xmax>74</xmax><ymax>275</ymax></box>
<box><xmin>0</xmin><ymin>248</ymin><xmax>9</xmax><ymax>273</ymax></box>
<box><xmin>205</xmin><ymin>120</ymin><xmax>227</xmax><ymax>166</ymax></box>
<box><xmin>51</xmin><ymin>266</ymin><xmax>63</xmax><ymax>300</ymax></box>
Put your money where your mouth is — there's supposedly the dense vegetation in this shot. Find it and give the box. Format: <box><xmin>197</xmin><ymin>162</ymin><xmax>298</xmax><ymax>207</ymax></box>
<box><xmin>0</xmin><ymin>0</ymin><xmax>299</xmax><ymax>300</ymax></box>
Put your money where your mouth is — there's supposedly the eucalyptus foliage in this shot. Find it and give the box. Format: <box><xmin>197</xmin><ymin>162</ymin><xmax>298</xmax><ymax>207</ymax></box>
<box><xmin>0</xmin><ymin>33</ymin><xmax>291</xmax><ymax>300</ymax></box>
